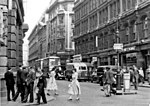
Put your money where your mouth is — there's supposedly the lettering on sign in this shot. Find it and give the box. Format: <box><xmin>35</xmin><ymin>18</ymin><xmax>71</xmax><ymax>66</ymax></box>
<box><xmin>123</xmin><ymin>46</ymin><xmax>135</xmax><ymax>52</ymax></box>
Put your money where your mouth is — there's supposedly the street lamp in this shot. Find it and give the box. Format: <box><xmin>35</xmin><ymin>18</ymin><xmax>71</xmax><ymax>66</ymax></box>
<box><xmin>115</xmin><ymin>16</ymin><xmax>122</xmax><ymax>91</ymax></box>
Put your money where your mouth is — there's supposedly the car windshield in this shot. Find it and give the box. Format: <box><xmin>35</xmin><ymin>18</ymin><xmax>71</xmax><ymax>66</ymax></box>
<box><xmin>66</xmin><ymin>65</ymin><xmax>74</xmax><ymax>70</ymax></box>
<box><xmin>79</xmin><ymin>66</ymin><xmax>86</xmax><ymax>70</ymax></box>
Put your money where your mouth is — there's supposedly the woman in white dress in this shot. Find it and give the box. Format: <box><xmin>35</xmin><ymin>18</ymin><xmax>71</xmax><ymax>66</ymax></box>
<box><xmin>68</xmin><ymin>68</ymin><xmax>81</xmax><ymax>100</ymax></box>
<box><xmin>46</xmin><ymin>68</ymin><xmax>58</xmax><ymax>96</ymax></box>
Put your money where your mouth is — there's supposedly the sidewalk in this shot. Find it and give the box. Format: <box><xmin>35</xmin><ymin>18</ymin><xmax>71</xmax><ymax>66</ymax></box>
<box><xmin>0</xmin><ymin>93</ymin><xmax>55</xmax><ymax>106</ymax></box>
<box><xmin>138</xmin><ymin>81</ymin><xmax>150</xmax><ymax>88</ymax></box>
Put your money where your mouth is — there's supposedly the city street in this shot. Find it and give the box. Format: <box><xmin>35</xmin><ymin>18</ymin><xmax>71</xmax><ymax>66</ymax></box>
<box><xmin>1</xmin><ymin>80</ymin><xmax>150</xmax><ymax>106</ymax></box>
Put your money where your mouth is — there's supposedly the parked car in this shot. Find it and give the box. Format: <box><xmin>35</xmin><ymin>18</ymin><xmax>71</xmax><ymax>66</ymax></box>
<box><xmin>91</xmin><ymin>65</ymin><xmax>119</xmax><ymax>85</ymax></box>
<box><xmin>53</xmin><ymin>65</ymin><xmax>66</xmax><ymax>80</ymax></box>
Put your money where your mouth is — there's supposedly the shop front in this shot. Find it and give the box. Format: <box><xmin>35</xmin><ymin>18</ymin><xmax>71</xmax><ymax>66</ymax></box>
<box><xmin>121</xmin><ymin>46</ymin><xmax>138</xmax><ymax>67</ymax></box>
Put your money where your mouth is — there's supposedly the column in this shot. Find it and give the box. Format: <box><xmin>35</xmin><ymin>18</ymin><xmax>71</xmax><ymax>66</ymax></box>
<box><xmin>146</xmin><ymin>11</ymin><xmax>150</xmax><ymax>38</ymax></box>
<box><xmin>119</xmin><ymin>0</ymin><xmax>123</xmax><ymax>17</ymax></box>
<box><xmin>108</xmin><ymin>4</ymin><xmax>110</xmax><ymax>22</ymax></box>
<box><xmin>0</xmin><ymin>1</ymin><xmax>8</xmax><ymax>97</ymax></box>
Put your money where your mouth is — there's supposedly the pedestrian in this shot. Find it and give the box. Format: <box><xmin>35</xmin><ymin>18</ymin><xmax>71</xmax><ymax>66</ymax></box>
<box><xmin>138</xmin><ymin>67</ymin><xmax>144</xmax><ymax>85</ymax></box>
<box><xmin>132</xmin><ymin>65</ymin><xmax>139</xmax><ymax>90</ymax></box>
<box><xmin>104</xmin><ymin>67</ymin><xmax>116</xmax><ymax>96</ymax></box>
<box><xmin>34</xmin><ymin>67</ymin><xmax>43</xmax><ymax>100</ymax></box>
<box><xmin>146</xmin><ymin>65</ymin><xmax>150</xmax><ymax>85</ymax></box>
<box><xmin>4</xmin><ymin>67</ymin><xmax>15</xmax><ymax>101</ymax></box>
<box><xmin>37</xmin><ymin>71</ymin><xmax>47</xmax><ymax>104</ymax></box>
<box><xmin>68</xmin><ymin>68</ymin><xmax>81</xmax><ymax>100</ymax></box>
<box><xmin>12</xmin><ymin>65</ymin><xmax>24</xmax><ymax>102</ymax></box>
<box><xmin>22</xmin><ymin>67</ymin><xmax>36</xmax><ymax>103</ymax></box>
<box><xmin>46</xmin><ymin>67</ymin><xmax>58</xmax><ymax>96</ymax></box>
<box><xmin>21</xmin><ymin>66</ymin><xmax>29</xmax><ymax>103</ymax></box>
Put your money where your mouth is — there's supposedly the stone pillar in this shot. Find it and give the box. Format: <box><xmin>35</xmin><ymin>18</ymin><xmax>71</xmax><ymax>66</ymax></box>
<box><xmin>7</xmin><ymin>0</ymin><xmax>17</xmax><ymax>70</ymax></box>
<box><xmin>0</xmin><ymin>0</ymin><xmax>8</xmax><ymax>97</ymax></box>
<box><xmin>108</xmin><ymin>4</ymin><xmax>110</xmax><ymax>22</ymax></box>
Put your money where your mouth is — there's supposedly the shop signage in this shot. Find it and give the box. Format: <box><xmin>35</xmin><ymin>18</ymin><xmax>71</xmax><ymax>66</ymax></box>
<box><xmin>123</xmin><ymin>46</ymin><xmax>135</xmax><ymax>52</ymax></box>
<box><xmin>113</xmin><ymin>43</ymin><xmax>123</xmax><ymax>50</ymax></box>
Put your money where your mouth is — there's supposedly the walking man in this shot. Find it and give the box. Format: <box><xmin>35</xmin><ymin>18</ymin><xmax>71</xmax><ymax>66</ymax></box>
<box><xmin>12</xmin><ymin>65</ymin><xmax>24</xmax><ymax>102</ymax></box>
<box><xmin>22</xmin><ymin>67</ymin><xmax>36</xmax><ymax>103</ymax></box>
<box><xmin>105</xmin><ymin>67</ymin><xmax>117</xmax><ymax>96</ymax></box>
<box><xmin>37</xmin><ymin>71</ymin><xmax>47</xmax><ymax>104</ymax></box>
<box><xmin>21</xmin><ymin>67</ymin><xmax>29</xmax><ymax>103</ymax></box>
<box><xmin>133</xmin><ymin>65</ymin><xmax>139</xmax><ymax>90</ymax></box>
<box><xmin>4</xmin><ymin>67</ymin><xmax>15</xmax><ymax>101</ymax></box>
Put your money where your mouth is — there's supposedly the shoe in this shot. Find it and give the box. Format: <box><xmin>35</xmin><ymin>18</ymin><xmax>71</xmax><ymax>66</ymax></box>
<box><xmin>8</xmin><ymin>99</ymin><xmax>11</xmax><ymax>101</ymax></box>
<box><xmin>47</xmin><ymin>93</ymin><xmax>50</xmax><ymax>96</ymax></box>
<box><xmin>55</xmin><ymin>93</ymin><xmax>59</xmax><ymax>95</ymax></box>
<box><xmin>43</xmin><ymin>102</ymin><xmax>47</xmax><ymax>104</ymax></box>
<box><xmin>76</xmin><ymin>98</ymin><xmax>80</xmax><ymax>101</ymax></box>
<box><xmin>37</xmin><ymin>102</ymin><xmax>40</xmax><ymax>104</ymax></box>
<box><xmin>68</xmin><ymin>98</ymin><xmax>72</xmax><ymax>101</ymax></box>
<box><xmin>22</xmin><ymin>101</ymin><xmax>27</xmax><ymax>103</ymax></box>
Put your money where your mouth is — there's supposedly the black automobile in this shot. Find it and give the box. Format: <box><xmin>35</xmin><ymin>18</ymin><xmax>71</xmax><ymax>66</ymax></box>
<box><xmin>54</xmin><ymin>65</ymin><xmax>66</xmax><ymax>80</ymax></box>
<box><xmin>91</xmin><ymin>65</ymin><xmax>119</xmax><ymax>85</ymax></box>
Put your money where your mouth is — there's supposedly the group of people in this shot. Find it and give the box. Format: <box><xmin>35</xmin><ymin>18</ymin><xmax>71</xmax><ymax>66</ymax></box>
<box><xmin>4</xmin><ymin>66</ymin><xmax>37</xmax><ymax>103</ymax></box>
<box><xmin>4</xmin><ymin>65</ymin><xmax>81</xmax><ymax>104</ymax></box>
<box><xmin>102</xmin><ymin>65</ymin><xmax>150</xmax><ymax>97</ymax></box>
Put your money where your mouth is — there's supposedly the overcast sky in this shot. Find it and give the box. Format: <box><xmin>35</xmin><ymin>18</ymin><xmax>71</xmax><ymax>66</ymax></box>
<box><xmin>23</xmin><ymin>0</ymin><xmax>50</xmax><ymax>41</ymax></box>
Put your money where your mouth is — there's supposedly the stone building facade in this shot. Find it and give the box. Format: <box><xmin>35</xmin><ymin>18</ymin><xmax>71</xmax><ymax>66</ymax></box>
<box><xmin>73</xmin><ymin>0</ymin><xmax>150</xmax><ymax>76</ymax></box>
<box><xmin>46</xmin><ymin>0</ymin><xmax>75</xmax><ymax>64</ymax></box>
<box><xmin>0</xmin><ymin>0</ymin><xmax>28</xmax><ymax>97</ymax></box>
<box><xmin>28</xmin><ymin>25</ymin><xmax>38</xmax><ymax>67</ymax></box>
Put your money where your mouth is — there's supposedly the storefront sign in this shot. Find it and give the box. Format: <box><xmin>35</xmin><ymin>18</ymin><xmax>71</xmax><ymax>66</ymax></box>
<box><xmin>113</xmin><ymin>43</ymin><xmax>123</xmax><ymax>50</ymax></box>
<box><xmin>123</xmin><ymin>46</ymin><xmax>135</xmax><ymax>52</ymax></box>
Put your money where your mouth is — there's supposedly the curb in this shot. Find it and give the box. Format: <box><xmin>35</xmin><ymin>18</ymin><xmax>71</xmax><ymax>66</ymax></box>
<box><xmin>0</xmin><ymin>96</ymin><xmax>55</xmax><ymax>106</ymax></box>
<box><xmin>116</xmin><ymin>90</ymin><xmax>137</xmax><ymax>95</ymax></box>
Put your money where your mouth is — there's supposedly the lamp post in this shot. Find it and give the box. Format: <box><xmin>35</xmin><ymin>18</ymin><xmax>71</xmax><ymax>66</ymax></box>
<box><xmin>116</xmin><ymin>28</ymin><xmax>122</xmax><ymax>90</ymax></box>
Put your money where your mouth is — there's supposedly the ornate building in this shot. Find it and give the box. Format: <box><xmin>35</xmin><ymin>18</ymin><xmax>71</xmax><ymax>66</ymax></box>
<box><xmin>73</xmin><ymin>0</ymin><xmax>150</xmax><ymax>75</ymax></box>
<box><xmin>46</xmin><ymin>0</ymin><xmax>75</xmax><ymax>64</ymax></box>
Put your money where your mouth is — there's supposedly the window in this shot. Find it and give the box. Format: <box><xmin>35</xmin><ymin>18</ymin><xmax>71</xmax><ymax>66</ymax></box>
<box><xmin>133</xmin><ymin>23</ymin><xmax>136</xmax><ymax>40</ymax></box>
<box><xmin>144</xmin><ymin>17</ymin><xmax>148</xmax><ymax>38</ymax></box>
<box><xmin>59</xmin><ymin>15</ymin><xmax>64</xmax><ymax>24</ymax></box>
<box><xmin>126</xmin><ymin>27</ymin><xmax>129</xmax><ymax>42</ymax></box>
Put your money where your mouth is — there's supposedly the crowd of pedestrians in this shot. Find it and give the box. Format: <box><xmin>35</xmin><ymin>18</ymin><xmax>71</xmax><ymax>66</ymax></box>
<box><xmin>4</xmin><ymin>65</ymin><xmax>81</xmax><ymax>104</ymax></box>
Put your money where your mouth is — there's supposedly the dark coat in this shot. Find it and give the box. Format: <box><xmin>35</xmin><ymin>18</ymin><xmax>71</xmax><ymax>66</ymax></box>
<box><xmin>21</xmin><ymin>70</ymin><xmax>28</xmax><ymax>85</ymax></box>
<box><xmin>4</xmin><ymin>71</ymin><xmax>15</xmax><ymax>86</ymax></box>
<box><xmin>37</xmin><ymin>74</ymin><xmax>47</xmax><ymax>89</ymax></box>
<box><xmin>26</xmin><ymin>70</ymin><xmax>36</xmax><ymax>85</ymax></box>
<box><xmin>16</xmin><ymin>68</ymin><xmax>22</xmax><ymax>85</ymax></box>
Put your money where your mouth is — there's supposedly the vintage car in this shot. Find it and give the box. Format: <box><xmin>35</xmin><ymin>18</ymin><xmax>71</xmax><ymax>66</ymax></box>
<box><xmin>91</xmin><ymin>65</ymin><xmax>119</xmax><ymax>85</ymax></box>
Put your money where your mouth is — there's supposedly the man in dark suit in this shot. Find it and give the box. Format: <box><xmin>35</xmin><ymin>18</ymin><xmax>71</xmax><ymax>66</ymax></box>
<box><xmin>20</xmin><ymin>67</ymin><xmax>29</xmax><ymax>103</ymax></box>
<box><xmin>12</xmin><ymin>66</ymin><xmax>24</xmax><ymax>102</ymax></box>
<box><xmin>4</xmin><ymin>67</ymin><xmax>15</xmax><ymax>101</ymax></box>
<box><xmin>37</xmin><ymin>71</ymin><xmax>47</xmax><ymax>104</ymax></box>
<box><xmin>22</xmin><ymin>67</ymin><xmax>36</xmax><ymax>103</ymax></box>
